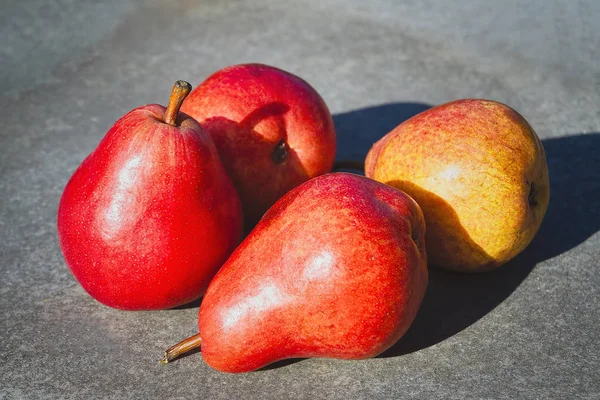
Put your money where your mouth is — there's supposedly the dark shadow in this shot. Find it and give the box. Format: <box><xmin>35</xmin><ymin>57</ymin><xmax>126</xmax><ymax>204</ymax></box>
<box><xmin>171</xmin><ymin>297</ymin><xmax>203</xmax><ymax>310</ymax></box>
<box><xmin>531</xmin><ymin>133</ymin><xmax>600</xmax><ymax>261</ymax></box>
<box><xmin>259</xmin><ymin>358</ymin><xmax>305</xmax><ymax>371</ymax></box>
<box><xmin>333</xmin><ymin>102</ymin><xmax>432</xmax><ymax>164</ymax></box>
<box><xmin>379</xmin><ymin>131</ymin><xmax>600</xmax><ymax>356</ymax></box>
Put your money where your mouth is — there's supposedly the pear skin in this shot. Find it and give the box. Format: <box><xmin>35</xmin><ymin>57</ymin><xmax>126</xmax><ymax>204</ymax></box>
<box><xmin>57</xmin><ymin>82</ymin><xmax>243</xmax><ymax>310</ymax></box>
<box><xmin>181</xmin><ymin>63</ymin><xmax>336</xmax><ymax>226</ymax></box>
<box><xmin>197</xmin><ymin>173</ymin><xmax>428</xmax><ymax>373</ymax></box>
<box><xmin>366</xmin><ymin>99</ymin><xmax>549</xmax><ymax>272</ymax></box>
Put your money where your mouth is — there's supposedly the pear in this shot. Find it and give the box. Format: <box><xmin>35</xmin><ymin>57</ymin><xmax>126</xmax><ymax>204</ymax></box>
<box><xmin>366</xmin><ymin>99</ymin><xmax>550</xmax><ymax>272</ymax></box>
<box><xmin>57</xmin><ymin>81</ymin><xmax>243</xmax><ymax>310</ymax></box>
<box><xmin>181</xmin><ymin>63</ymin><xmax>337</xmax><ymax>226</ymax></box>
<box><xmin>161</xmin><ymin>173</ymin><xmax>428</xmax><ymax>372</ymax></box>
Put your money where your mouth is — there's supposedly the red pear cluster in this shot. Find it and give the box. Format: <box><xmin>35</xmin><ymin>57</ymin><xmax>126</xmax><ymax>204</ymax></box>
<box><xmin>57</xmin><ymin>63</ymin><xmax>548</xmax><ymax>373</ymax></box>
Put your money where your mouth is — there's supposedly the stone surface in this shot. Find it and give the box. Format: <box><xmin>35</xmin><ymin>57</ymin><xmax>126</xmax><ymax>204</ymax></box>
<box><xmin>1</xmin><ymin>0</ymin><xmax>599</xmax><ymax>398</ymax></box>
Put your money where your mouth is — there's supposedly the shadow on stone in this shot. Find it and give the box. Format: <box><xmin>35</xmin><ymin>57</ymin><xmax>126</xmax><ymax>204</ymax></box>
<box><xmin>259</xmin><ymin>358</ymin><xmax>305</xmax><ymax>372</ymax></box>
<box><xmin>333</xmin><ymin>102</ymin><xmax>432</xmax><ymax>164</ymax></box>
<box><xmin>171</xmin><ymin>297</ymin><xmax>203</xmax><ymax>310</ymax></box>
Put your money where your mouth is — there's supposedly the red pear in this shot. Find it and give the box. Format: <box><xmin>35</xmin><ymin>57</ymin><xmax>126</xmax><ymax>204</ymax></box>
<box><xmin>57</xmin><ymin>81</ymin><xmax>243</xmax><ymax>310</ymax></box>
<box><xmin>181</xmin><ymin>63</ymin><xmax>336</xmax><ymax>225</ymax></box>
<box><xmin>162</xmin><ymin>173</ymin><xmax>428</xmax><ymax>373</ymax></box>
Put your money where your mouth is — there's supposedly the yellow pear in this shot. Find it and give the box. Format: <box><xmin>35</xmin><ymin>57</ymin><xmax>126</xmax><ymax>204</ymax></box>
<box><xmin>365</xmin><ymin>99</ymin><xmax>549</xmax><ymax>272</ymax></box>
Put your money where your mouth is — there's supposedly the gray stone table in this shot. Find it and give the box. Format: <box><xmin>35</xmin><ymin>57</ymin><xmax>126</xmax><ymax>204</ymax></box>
<box><xmin>1</xmin><ymin>1</ymin><xmax>599</xmax><ymax>398</ymax></box>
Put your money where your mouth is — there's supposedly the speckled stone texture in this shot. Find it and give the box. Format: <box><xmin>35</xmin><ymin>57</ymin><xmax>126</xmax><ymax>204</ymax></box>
<box><xmin>1</xmin><ymin>0</ymin><xmax>599</xmax><ymax>399</ymax></box>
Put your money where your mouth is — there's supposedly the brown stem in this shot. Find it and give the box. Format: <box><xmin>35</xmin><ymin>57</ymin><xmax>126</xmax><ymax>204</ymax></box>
<box><xmin>159</xmin><ymin>333</ymin><xmax>203</xmax><ymax>364</ymax></box>
<box><xmin>332</xmin><ymin>159</ymin><xmax>365</xmax><ymax>173</ymax></box>
<box><xmin>164</xmin><ymin>80</ymin><xmax>192</xmax><ymax>126</ymax></box>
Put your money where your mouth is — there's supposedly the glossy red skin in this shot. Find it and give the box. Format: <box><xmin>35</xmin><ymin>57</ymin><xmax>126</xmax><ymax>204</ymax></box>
<box><xmin>198</xmin><ymin>173</ymin><xmax>428</xmax><ymax>373</ymax></box>
<box><xmin>57</xmin><ymin>105</ymin><xmax>243</xmax><ymax>310</ymax></box>
<box><xmin>181</xmin><ymin>63</ymin><xmax>336</xmax><ymax>225</ymax></box>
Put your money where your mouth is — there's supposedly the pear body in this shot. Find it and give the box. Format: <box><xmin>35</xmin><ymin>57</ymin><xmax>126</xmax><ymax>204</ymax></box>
<box><xmin>198</xmin><ymin>173</ymin><xmax>427</xmax><ymax>372</ymax></box>
<box><xmin>57</xmin><ymin>105</ymin><xmax>243</xmax><ymax>310</ymax></box>
<box><xmin>181</xmin><ymin>63</ymin><xmax>336</xmax><ymax>225</ymax></box>
<box><xmin>366</xmin><ymin>99</ymin><xmax>549</xmax><ymax>272</ymax></box>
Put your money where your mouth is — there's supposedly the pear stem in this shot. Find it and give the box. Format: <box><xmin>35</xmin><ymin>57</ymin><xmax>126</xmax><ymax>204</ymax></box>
<box><xmin>160</xmin><ymin>333</ymin><xmax>203</xmax><ymax>364</ymax></box>
<box><xmin>164</xmin><ymin>80</ymin><xmax>192</xmax><ymax>126</ymax></box>
<box><xmin>332</xmin><ymin>159</ymin><xmax>365</xmax><ymax>173</ymax></box>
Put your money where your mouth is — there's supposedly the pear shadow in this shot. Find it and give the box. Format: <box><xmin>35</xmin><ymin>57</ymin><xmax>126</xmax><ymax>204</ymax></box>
<box><xmin>171</xmin><ymin>297</ymin><xmax>203</xmax><ymax>310</ymax></box>
<box><xmin>378</xmin><ymin>131</ymin><xmax>600</xmax><ymax>357</ymax></box>
<box><xmin>200</xmin><ymin>102</ymin><xmax>309</xmax><ymax>227</ymax></box>
<box><xmin>258</xmin><ymin>358</ymin><xmax>306</xmax><ymax>371</ymax></box>
<box><xmin>333</xmin><ymin>102</ymin><xmax>432</xmax><ymax>164</ymax></box>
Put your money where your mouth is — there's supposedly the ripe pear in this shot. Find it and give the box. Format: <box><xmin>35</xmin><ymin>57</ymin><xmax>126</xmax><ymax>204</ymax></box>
<box><xmin>57</xmin><ymin>81</ymin><xmax>243</xmax><ymax>310</ymax></box>
<box><xmin>161</xmin><ymin>173</ymin><xmax>428</xmax><ymax>373</ymax></box>
<box><xmin>181</xmin><ymin>63</ymin><xmax>336</xmax><ymax>225</ymax></box>
<box><xmin>366</xmin><ymin>99</ymin><xmax>549</xmax><ymax>272</ymax></box>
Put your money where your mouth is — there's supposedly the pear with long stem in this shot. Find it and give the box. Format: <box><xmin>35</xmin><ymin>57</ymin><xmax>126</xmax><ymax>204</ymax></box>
<box><xmin>161</xmin><ymin>173</ymin><xmax>428</xmax><ymax>372</ymax></box>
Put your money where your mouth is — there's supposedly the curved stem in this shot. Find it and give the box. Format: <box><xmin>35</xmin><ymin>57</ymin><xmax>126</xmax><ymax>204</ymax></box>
<box><xmin>160</xmin><ymin>333</ymin><xmax>203</xmax><ymax>364</ymax></box>
<box><xmin>332</xmin><ymin>159</ymin><xmax>365</xmax><ymax>173</ymax></box>
<box><xmin>164</xmin><ymin>80</ymin><xmax>192</xmax><ymax>126</ymax></box>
